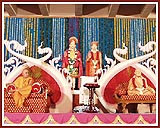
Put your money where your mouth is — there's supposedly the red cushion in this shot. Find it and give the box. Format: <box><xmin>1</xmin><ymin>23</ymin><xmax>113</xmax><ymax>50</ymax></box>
<box><xmin>32</xmin><ymin>82</ymin><xmax>41</xmax><ymax>93</ymax></box>
<box><xmin>6</xmin><ymin>84</ymin><xmax>16</xmax><ymax>92</ymax></box>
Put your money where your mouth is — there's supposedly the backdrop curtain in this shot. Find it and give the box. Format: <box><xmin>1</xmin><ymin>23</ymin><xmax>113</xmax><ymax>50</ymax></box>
<box><xmin>4</xmin><ymin>17</ymin><xmax>156</xmax><ymax>73</ymax></box>
<box><xmin>114</xmin><ymin>18</ymin><xmax>156</xmax><ymax>59</ymax></box>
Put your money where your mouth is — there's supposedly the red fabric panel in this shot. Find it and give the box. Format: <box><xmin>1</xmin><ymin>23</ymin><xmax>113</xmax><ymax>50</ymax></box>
<box><xmin>36</xmin><ymin>68</ymin><xmax>61</xmax><ymax>104</ymax></box>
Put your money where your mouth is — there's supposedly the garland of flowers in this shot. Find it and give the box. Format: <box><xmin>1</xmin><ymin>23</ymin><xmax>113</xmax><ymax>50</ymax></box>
<box><xmin>31</xmin><ymin>66</ymin><xmax>42</xmax><ymax>79</ymax></box>
<box><xmin>67</xmin><ymin>49</ymin><xmax>79</xmax><ymax>75</ymax></box>
<box><xmin>68</xmin><ymin>49</ymin><xmax>78</xmax><ymax>66</ymax></box>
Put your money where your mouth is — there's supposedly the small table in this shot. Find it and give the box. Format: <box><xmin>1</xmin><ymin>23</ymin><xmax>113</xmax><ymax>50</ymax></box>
<box><xmin>83</xmin><ymin>83</ymin><xmax>100</xmax><ymax>113</ymax></box>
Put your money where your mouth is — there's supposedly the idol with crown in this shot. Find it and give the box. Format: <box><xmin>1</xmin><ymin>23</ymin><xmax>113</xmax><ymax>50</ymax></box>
<box><xmin>62</xmin><ymin>36</ymin><xmax>83</xmax><ymax>89</ymax></box>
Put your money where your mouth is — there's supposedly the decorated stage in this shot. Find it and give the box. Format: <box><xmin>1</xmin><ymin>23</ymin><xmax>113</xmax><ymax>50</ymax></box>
<box><xmin>3</xmin><ymin>17</ymin><xmax>157</xmax><ymax>126</ymax></box>
<box><xmin>4</xmin><ymin>113</ymin><xmax>156</xmax><ymax>125</ymax></box>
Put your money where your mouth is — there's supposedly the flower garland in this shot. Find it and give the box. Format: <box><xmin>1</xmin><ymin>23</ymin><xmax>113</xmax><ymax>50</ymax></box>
<box><xmin>31</xmin><ymin>66</ymin><xmax>42</xmax><ymax>79</ymax></box>
<box><xmin>67</xmin><ymin>49</ymin><xmax>78</xmax><ymax>75</ymax></box>
<box><xmin>68</xmin><ymin>48</ymin><xmax>78</xmax><ymax>66</ymax></box>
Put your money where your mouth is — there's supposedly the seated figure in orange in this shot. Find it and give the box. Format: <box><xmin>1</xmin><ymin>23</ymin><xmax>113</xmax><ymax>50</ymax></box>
<box><xmin>11</xmin><ymin>67</ymin><xmax>34</xmax><ymax>107</ymax></box>
<box><xmin>128</xmin><ymin>69</ymin><xmax>155</xmax><ymax>96</ymax></box>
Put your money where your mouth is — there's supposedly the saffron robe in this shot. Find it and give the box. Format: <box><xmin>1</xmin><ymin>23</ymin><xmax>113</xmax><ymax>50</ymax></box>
<box><xmin>128</xmin><ymin>76</ymin><xmax>155</xmax><ymax>95</ymax></box>
<box><xmin>12</xmin><ymin>76</ymin><xmax>33</xmax><ymax>107</ymax></box>
<box><xmin>86</xmin><ymin>51</ymin><xmax>102</xmax><ymax>76</ymax></box>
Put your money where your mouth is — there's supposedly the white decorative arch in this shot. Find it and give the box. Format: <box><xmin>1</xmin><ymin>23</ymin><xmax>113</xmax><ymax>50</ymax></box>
<box><xmin>3</xmin><ymin>40</ymin><xmax>73</xmax><ymax>113</ymax></box>
<box><xmin>96</xmin><ymin>41</ymin><xmax>157</xmax><ymax>113</ymax></box>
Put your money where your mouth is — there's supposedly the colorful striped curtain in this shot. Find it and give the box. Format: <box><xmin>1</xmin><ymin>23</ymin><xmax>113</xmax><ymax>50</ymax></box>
<box><xmin>114</xmin><ymin>18</ymin><xmax>156</xmax><ymax>59</ymax></box>
<box><xmin>4</xmin><ymin>17</ymin><xmax>156</xmax><ymax>68</ymax></box>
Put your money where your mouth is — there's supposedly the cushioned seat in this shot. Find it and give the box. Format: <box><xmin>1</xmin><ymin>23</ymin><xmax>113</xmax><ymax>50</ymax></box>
<box><xmin>4</xmin><ymin>79</ymin><xmax>52</xmax><ymax>113</ymax></box>
<box><xmin>114</xmin><ymin>82</ymin><xmax>156</xmax><ymax>113</ymax></box>
<box><xmin>121</xmin><ymin>95</ymin><xmax>156</xmax><ymax>101</ymax></box>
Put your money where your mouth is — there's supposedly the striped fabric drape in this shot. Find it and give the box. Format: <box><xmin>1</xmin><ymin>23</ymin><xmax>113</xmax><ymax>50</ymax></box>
<box><xmin>114</xmin><ymin>18</ymin><xmax>156</xmax><ymax>59</ymax></box>
<box><xmin>4</xmin><ymin>17</ymin><xmax>156</xmax><ymax>67</ymax></box>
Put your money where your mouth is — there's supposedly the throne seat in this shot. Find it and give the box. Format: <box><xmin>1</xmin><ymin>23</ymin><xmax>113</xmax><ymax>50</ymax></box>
<box><xmin>114</xmin><ymin>82</ymin><xmax>156</xmax><ymax>113</ymax></box>
<box><xmin>121</xmin><ymin>94</ymin><xmax>156</xmax><ymax>101</ymax></box>
<box><xmin>4</xmin><ymin>79</ymin><xmax>52</xmax><ymax>113</ymax></box>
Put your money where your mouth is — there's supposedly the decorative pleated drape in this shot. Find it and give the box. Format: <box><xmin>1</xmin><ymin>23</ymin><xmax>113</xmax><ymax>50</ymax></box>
<box><xmin>4</xmin><ymin>17</ymin><xmax>156</xmax><ymax>67</ymax></box>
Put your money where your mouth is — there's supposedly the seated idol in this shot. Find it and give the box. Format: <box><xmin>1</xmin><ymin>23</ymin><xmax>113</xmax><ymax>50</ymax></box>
<box><xmin>9</xmin><ymin>66</ymin><xmax>34</xmax><ymax>107</ymax></box>
<box><xmin>62</xmin><ymin>36</ymin><xmax>83</xmax><ymax>89</ymax></box>
<box><xmin>128</xmin><ymin>69</ymin><xmax>155</xmax><ymax>95</ymax></box>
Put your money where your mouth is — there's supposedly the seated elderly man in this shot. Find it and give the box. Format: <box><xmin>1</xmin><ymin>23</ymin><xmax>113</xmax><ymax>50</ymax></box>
<box><xmin>9</xmin><ymin>67</ymin><xmax>34</xmax><ymax>107</ymax></box>
<box><xmin>128</xmin><ymin>69</ymin><xmax>155</xmax><ymax>96</ymax></box>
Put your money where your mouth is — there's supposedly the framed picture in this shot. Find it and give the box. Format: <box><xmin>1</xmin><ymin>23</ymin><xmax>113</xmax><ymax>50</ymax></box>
<box><xmin>2</xmin><ymin>2</ymin><xmax>158</xmax><ymax>126</ymax></box>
